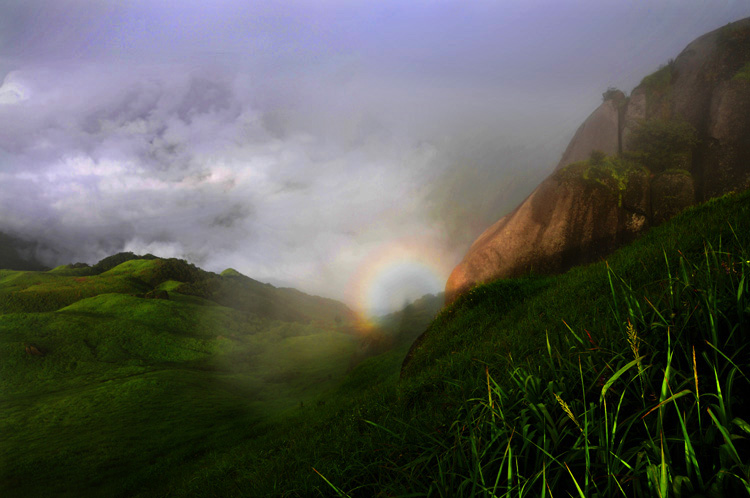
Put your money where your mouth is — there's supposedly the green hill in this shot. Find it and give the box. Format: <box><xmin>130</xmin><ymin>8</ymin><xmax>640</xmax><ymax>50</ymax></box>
<box><xmin>168</xmin><ymin>189</ymin><xmax>750</xmax><ymax>497</ymax></box>
<box><xmin>2</xmin><ymin>190</ymin><xmax>750</xmax><ymax>497</ymax></box>
<box><xmin>0</xmin><ymin>256</ymin><xmax>362</xmax><ymax>497</ymax></box>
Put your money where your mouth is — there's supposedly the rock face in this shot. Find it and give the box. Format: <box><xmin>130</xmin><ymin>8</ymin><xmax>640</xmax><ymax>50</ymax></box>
<box><xmin>555</xmin><ymin>91</ymin><xmax>625</xmax><ymax>171</ymax></box>
<box><xmin>446</xmin><ymin>17</ymin><xmax>750</xmax><ymax>304</ymax></box>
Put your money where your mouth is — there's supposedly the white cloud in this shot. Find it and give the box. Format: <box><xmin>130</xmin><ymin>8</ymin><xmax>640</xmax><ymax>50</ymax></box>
<box><xmin>0</xmin><ymin>72</ymin><xmax>29</xmax><ymax>105</ymax></box>
<box><xmin>2</xmin><ymin>2</ymin><xmax>749</xmax><ymax>309</ymax></box>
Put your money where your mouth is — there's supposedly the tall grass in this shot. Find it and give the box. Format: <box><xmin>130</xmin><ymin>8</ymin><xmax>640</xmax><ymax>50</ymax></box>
<box><xmin>330</xmin><ymin>240</ymin><xmax>750</xmax><ymax>497</ymax></box>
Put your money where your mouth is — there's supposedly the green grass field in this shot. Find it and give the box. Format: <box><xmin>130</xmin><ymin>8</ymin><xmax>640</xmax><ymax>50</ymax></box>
<box><xmin>2</xmin><ymin>189</ymin><xmax>750</xmax><ymax>497</ymax></box>
<box><xmin>0</xmin><ymin>260</ymin><xmax>365</xmax><ymax>497</ymax></box>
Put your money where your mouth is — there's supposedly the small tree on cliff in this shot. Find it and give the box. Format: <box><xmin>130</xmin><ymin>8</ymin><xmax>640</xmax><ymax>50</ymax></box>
<box><xmin>602</xmin><ymin>87</ymin><xmax>623</xmax><ymax>102</ymax></box>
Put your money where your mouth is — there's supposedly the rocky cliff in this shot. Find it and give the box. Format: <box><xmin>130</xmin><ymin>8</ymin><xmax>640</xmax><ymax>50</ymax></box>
<box><xmin>446</xmin><ymin>18</ymin><xmax>750</xmax><ymax>304</ymax></box>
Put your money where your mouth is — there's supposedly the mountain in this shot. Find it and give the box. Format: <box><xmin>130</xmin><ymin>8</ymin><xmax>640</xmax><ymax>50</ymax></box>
<box><xmin>446</xmin><ymin>17</ymin><xmax>750</xmax><ymax>303</ymax></box>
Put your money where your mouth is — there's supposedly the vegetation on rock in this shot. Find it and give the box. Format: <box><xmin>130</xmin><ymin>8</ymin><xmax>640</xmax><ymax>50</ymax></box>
<box><xmin>639</xmin><ymin>60</ymin><xmax>675</xmax><ymax>119</ymax></box>
<box><xmin>625</xmin><ymin>119</ymin><xmax>698</xmax><ymax>173</ymax></box>
<box><xmin>734</xmin><ymin>61</ymin><xmax>750</xmax><ymax>81</ymax></box>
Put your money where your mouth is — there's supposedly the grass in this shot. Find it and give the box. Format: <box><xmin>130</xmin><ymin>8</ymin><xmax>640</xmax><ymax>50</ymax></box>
<box><xmin>170</xmin><ymin>188</ymin><xmax>750</xmax><ymax>497</ymax></box>
<box><xmin>2</xmin><ymin>190</ymin><xmax>750</xmax><ymax>497</ymax></box>
<box><xmin>370</xmin><ymin>244</ymin><xmax>750</xmax><ymax>497</ymax></box>
<box><xmin>0</xmin><ymin>259</ymin><xmax>368</xmax><ymax>497</ymax></box>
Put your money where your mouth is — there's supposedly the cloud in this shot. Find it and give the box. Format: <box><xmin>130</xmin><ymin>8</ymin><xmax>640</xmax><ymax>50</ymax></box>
<box><xmin>0</xmin><ymin>63</ymin><xmax>458</xmax><ymax>300</ymax></box>
<box><xmin>0</xmin><ymin>72</ymin><xmax>29</xmax><ymax>104</ymax></box>
<box><xmin>1</xmin><ymin>1</ymin><xmax>749</xmax><ymax>311</ymax></box>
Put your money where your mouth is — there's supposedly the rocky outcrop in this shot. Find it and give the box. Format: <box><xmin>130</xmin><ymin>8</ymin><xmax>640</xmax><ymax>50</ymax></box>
<box><xmin>446</xmin><ymin>166</ymin><xmax>650</xmax><ymax>302</ymax></box>
<box><xmin>446</xmin><ymin>17</ymin><xmax>750</xmax><ymax>304</ymax></box>
<box><xmin>555</xmin><ymin>90</ymin><xmax>625</xmax><ymax>171</ymax></box>
<box><xmin>621</xmin><ymin>88</ymin><xmax>647</xmax><ymax>149</ymax></box>
<box><xmin>701</xmin><ymin>79</ymin><xmax>750</xmax><ymax>198</ymax></box>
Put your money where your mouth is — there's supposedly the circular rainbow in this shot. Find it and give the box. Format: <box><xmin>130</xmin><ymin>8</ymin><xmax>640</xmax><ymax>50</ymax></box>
<box><xmin>347</xmin><ymin>239</ymin><xmax>451</xmax><ymax>324</ymax></box>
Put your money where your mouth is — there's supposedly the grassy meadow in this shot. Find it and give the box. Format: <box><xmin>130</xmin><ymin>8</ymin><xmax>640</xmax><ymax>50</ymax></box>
<box><xmin>2</xmin><ymin>189</ymin><xmax>750</xmax><ymax>497</ymax></box>
<box><xmin>0</xmin><ymin>258</ymin><xmax>366</xmax><ymax>497</ymax></box>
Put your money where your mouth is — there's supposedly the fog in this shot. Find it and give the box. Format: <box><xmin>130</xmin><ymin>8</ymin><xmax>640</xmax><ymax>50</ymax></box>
<box><xmin>1</xmin><ymin>1</ymin><xmax>748</xmax><ymax>314</ymax></box>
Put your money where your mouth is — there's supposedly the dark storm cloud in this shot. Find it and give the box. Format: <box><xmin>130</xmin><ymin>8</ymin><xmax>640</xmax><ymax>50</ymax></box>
<box><xmin>1</xmin><ymin>0</ymin><xmax>749</xmax><ymax>308</ymax></box>
<box><xmin>211</xmin><ymin>204</ymin><xmax>252</xmax><ymax>229</ymax></box>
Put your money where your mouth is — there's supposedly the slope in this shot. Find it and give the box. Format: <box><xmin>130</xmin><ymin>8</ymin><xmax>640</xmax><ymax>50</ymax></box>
<box><xmin>0</xmin><ymin>257</ymin><xmax>361</xmax><ymax>497</ymax></box>
<box><xmin>179</xmin><ymin>188</ymin><xmax>750</xmax><ymax>497</ymax></box>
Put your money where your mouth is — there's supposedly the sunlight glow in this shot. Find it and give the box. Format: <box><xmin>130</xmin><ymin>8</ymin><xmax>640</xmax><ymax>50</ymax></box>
<box><xmin>348</xmin><ymin>240</ymin><xmax>448</xmax><ymax>320</ymax></box>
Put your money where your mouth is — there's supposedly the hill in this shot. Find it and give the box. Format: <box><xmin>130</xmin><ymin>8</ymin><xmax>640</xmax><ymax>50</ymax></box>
<box><xmin>0</xmin><ymin>255</ymin><xmax>362</xmax><ymax>497</ymax></box>
<box><xmin>97</xmin><ymin>183</ymin><xmax>749</xmax><ymax>497</ymax></box>
<box><xmin>2</xmin><ymin>252</ymin><xmax>355</xmax><ymax>325</ymax></box>
<box><xmin>2</xmin><ymin>167</ymin><xmax>749</xmax><ymax>498</ymax></box>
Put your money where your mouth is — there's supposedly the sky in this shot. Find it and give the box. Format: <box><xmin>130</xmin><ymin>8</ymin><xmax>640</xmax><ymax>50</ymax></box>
<box><xmin>1</xmin><ymin>1</ymin><xmax>749</xmax><ymax>315</ymax></box>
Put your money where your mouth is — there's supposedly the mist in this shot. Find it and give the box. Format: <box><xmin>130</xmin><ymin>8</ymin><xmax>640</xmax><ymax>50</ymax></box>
<box><xmin>1</xmin><ymin>0</ymin><xmax>749</xmax><ymax>314</ymax></box>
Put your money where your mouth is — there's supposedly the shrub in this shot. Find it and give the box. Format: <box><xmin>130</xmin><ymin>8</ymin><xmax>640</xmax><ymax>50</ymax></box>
<box><xmin>589</xmin><ymin>149</ymin><xmax>606</xmax><ymax>166</ymax></box>
<box><xmin>733</xmin><ymin>61</ymin><xmax>750</xmax><ymax>81</ymax></box>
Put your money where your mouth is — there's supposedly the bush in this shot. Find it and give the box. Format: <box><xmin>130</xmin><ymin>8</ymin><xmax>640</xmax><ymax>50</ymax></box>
<box><xmin>589</xmin><ymin>149</ymin><xmax>606</xmax><ymax>166</ymax></box>
<box><xmin>602</xmin><ymin>87</ymin><xmax>624</xmax><ymax>102</ymax></box>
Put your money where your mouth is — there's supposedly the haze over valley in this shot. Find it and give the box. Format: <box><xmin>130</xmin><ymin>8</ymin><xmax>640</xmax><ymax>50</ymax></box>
<box><xmin>3</xmin><ymin>1</ymin><xmax>749</xmax><ymax>316</ymax></box>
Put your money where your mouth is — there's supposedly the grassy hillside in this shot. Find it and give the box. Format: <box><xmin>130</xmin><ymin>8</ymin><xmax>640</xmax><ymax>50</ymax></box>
<box><xmin>0</xmin><ymin>258</ymin><xmax>364</xmax><ymax>497</ymax></box>
<box><xmin>171</xmin><ymin>189</ymin><xmax>750</xmax><ymax>497</ymax></box>
<box><xmin>3</xmin><ymin>190</ymin><xmax>749</xmax><ymax>497</ymax></box>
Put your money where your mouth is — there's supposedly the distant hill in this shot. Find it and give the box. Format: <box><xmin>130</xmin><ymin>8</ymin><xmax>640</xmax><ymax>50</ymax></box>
<box><xmin>350</xmin><ymin>292</ymin><xmax>445</xmax><ymax>363</ymax></box>
<box><xmin>373</xmin><ymin>292</ymin><xmax>444</xmax><ymax>344</ymax></box>
<box><xmin>13</xmin><ymin>251</ymin><xmax>356</xmax><ymax>326</ymax></box>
